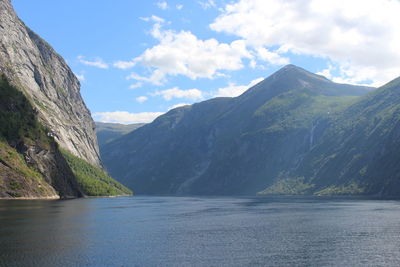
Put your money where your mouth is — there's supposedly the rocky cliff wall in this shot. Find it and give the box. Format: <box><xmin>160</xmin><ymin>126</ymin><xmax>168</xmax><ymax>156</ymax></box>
<box><xmin>0</xmin><ymin>0</ymin><xmax>101</xmax><ymax>167</ymax></box>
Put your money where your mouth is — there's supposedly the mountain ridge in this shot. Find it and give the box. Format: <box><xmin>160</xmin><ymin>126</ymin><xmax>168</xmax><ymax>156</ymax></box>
<box><xmin>284</xmin><ymin>74</ymin><xmax>400</xmax><ymax>196</ymax></box>
<box><xmin>95</xmin><ymin>122</ymin><xmax>145</xmax><ymax>148</ymax></box>
<box><xmin>102</xmin><ymin>64</ymin><xmax>375</xmax><ymax>195</ymax></box>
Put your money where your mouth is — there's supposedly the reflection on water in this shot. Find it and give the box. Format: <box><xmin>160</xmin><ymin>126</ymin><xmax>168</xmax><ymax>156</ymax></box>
<box><xmin>0</xmin><ymin>199</ymin><xmax>91</xmax><ymax>266</ymax></box>
<box><xmin>1</xmin><ymin>196</ymin><xmax>400</xmax><ymax>266</ymax></box>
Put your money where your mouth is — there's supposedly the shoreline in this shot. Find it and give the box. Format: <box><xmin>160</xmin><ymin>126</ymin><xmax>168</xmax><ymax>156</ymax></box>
<box><xmin>0</xmin><ymin>193</ymin><xmax>133</xmax><ymax>200</ymax></box>
<box><xmin>0</xmin><ymin>195</ymin><xmax>60</xmax><ymax>200</ymax></box>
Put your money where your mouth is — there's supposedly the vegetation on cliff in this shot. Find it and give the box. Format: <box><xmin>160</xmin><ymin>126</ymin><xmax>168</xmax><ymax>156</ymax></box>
<box><xmin>0</xmin><ymin>74</ymin><xmax>131</xmax><ymax>198</ymax></box>
<box><xmin>61</xmin><ymin>148</ymin><xmax>132</xmax><ymax>196</ymax></box>
<box><xmin>0</xmin><ymin>74</ymin><xmax>57</xmax><ymax>198</ymax></box>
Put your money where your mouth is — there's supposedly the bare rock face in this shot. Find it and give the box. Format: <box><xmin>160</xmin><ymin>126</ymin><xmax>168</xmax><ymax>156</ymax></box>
<box><xmin>0</xmin><ymin>0</ymin><xmax>101</xmax><ymax>167</ymax></box>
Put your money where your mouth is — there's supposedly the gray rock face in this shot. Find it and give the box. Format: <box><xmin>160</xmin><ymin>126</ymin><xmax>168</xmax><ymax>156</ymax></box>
<box><xmin>0</xmin><ymin>0</ymin><xmax>101</xmax><ymax>167</ymax></box>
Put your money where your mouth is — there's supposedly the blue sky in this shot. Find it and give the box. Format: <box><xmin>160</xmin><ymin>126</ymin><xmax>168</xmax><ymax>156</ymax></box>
<box><xmin>13</xmin><ymin>0</ymin><xmax>400</xmax><ymax>124</ymax></box>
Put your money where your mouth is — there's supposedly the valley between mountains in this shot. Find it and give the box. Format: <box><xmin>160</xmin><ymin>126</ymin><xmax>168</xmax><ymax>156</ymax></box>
<box><xmin>2</xmin><ymin>0</ymin><xmax>400</xmax><ymax>198</ymax></box>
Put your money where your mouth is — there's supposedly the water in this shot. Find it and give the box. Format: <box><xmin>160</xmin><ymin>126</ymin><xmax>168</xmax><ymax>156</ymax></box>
<box><xmin>1</xmin><ymin>196</ymin><xmax>400</xmax><ymax>266</ymax></box>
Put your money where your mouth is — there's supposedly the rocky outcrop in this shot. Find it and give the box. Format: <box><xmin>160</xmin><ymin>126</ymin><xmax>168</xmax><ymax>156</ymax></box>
<box><xmin>0</xmin><ymin>140</ymin><xmax>84</xmax><ymax>199</ymax></box>
<box><xmin>0</xmin><ymin>72</ymin><xmax>84</xmax><ymax>198</ymax></box>
<box><xmin>0</xmin><ymin>0</ymin><xmax>129</xmax><ymax>198</ymax></box>
<box><xmin>0</xmin><ymin>0</ymin><xmax>101</xmax><ymax>167</ymax></box>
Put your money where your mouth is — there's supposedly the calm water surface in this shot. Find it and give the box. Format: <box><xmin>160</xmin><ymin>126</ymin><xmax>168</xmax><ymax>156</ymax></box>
<box><xmin>1</xmin><ymin>196</ymin><xmax>400</xmax><ymax>266</ymax></box>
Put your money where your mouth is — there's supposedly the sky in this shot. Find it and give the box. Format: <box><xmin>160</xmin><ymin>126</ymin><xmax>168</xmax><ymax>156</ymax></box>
<box><xmin>12</xmin><ymin>0</ymin><xmax>400</xmax><ymax>124</ymax></box>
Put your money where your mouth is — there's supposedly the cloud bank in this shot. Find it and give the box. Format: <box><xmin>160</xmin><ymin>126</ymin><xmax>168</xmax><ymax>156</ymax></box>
<box><xmin>93</xmin><ymin>111</ymin><xmax>163</xmax><ymax>124</ymax></box>
<box><xmin>210</xmin><ymin>0</ymin><xmax>400</xmax><ymax>85</ymax></box>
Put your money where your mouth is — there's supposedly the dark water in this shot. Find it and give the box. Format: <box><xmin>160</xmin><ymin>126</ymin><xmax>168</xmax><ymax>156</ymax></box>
<box><xmin>1</xmin><ymin>196</ymin><xmax>400</xmax><ymax>266</ymax></box>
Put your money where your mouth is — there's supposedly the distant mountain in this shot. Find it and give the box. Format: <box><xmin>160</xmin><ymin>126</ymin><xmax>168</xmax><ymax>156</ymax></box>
<box><xmin>96</xmin><ymin>122</ymin><xmax>145</xmax><ymax>148</ymax></box>
<box><xmin>102</xmin><ymin>65</ymin><xmax>376</xmax><ymax>195</ymax></box>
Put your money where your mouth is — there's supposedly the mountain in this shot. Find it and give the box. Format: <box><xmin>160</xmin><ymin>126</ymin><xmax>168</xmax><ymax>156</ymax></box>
<box><xmin>276</xmin><ymin>76</ymin><xmax>400</xmax><ymax>196</ymax></box>
<box><xmin>0</xmin><ymin>0</ymin><xmax>100</xmax><ymax>167</ymax></box>
<box><xmin>0</xmin><ymin>0</ymin><xmax>131</xmax><ymax>198</ymax></box>
<box><xmin>96</xmin><ymin>122</ymin><xmax>145</xmax><ymax>148</ymax></box>
<box><xmin>102</xmin><ymin>65</ymin><xmax>373</xmax><ymax>195</ymax></box>
<box><xmin>0</xmin><ymin>74</ymin><xmax>81</xmax><ymax>198</ymax></box>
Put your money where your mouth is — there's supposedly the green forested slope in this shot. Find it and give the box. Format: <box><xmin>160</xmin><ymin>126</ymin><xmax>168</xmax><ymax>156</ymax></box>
<box><xmin>61</xmin><ymin>149</ymin><xmax>132</xmax><ymax>196</ymax></box>
<box><xmin>281</xmin><ymin>77</ymin><xmax>400</xmax><ymax>196</ymax></box>
<box><xmin>0</xmin><ymin>74</ymin><xmax>131</xmax><ymax>198</ymax></box>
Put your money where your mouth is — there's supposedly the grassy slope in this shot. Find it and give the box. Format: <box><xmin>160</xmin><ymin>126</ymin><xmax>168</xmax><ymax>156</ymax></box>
<box><xmin>254</xmin><ymin>89</ymin><xmax>358</xmax><ymax>131</ymax></box>
<box><xmin>61</xmin><ymin>148</ymin><xmax>132</xmax><ymax>196</ymax></box>
<box><xmin>0</xmin><ymin>140</ymin><xmax>58</xmax><ymax>198</ymax></box>
<box><xmin>0</xmin><ymin>74</ymin><xmax>57</xmax><ymax>198</ymax></box>
<box><xmin>260</xmin><ymin>77</ymin><xmax>400</xmax><ymax>196</ymax></box>
<box><xmin>0</xmin><ymin>74</ymin><xmax>132</xmax><ymax>198</ymax></box>
<box><xmin>304</xmin><ymin>77</ymin><xmax>400</xmax><ymax>195</ymax></box>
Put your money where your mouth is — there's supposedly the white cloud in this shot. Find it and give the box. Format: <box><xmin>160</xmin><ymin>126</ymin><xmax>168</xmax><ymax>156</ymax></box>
<box><xmin>316</xmin><ymin>64</ymin><xmax>335</xmax><ymax>80</ymax></box>
<box><xmin>114</xmin><ymin>60</ymin><xmax>136</xmax><ymax>69</ymax></box>
<box><xmin>214</xmin><ymin>77</ymin><xmax>264</xmax><ymax>97</ymax></box>
<box><xmin>249</xmin><ymin>59</ymin><xmax>257</xmax><ymax>69</ymax></box>
<box><xmin>256</xmin><ymin>47</ymin><xmax>289</xmax><ymax>65</ymax></box>
<box><xmin>75</xmin><ymin>73</ymin><xmax>85</xmax><ymax>81</ymax></box>
<box><xmin>93</xmin><ymin>111</ymin><xmax>163</xmax><ymax>124</ymax></box>
<box><xmin>176</xmin><ymin>4</ymin><xmax>183</xmax><ymax>10</ymax></box>
<box><xmin>152</xmin><ymin>87</ymin><xmax>203</xmax><ymax>101</ymax></box>
<box><xmin>136</xmin><ymin>96</ymin><xmax>148</xmax><ymax>103</ymax></box>
<box><xmin>126</xmin><ymin>72</ymin><xmax>165</xmax><ymax>86</ymax></box>
<box><xmin>168</xmin><ymin>103</ymin><xmax>190</xmax><ymax>110</ymax></box>
<box><xmin>199</xmin><ymin>0</ymin><xmax>216</xmax><ymax>9</ymax></box>
<box><xmin>156</xmin><ymin>1</ymin><xmax>168</xmax><ymax>10</ymax></box>
<box><xmin>210</xmin><ymin>0</ymin><xmax>400</xmax><ymax>85</ymax></box>
<box><xmin>129</xmin><ymin>82</ymin><xmax>142</xmax><ymax>89</ymax></box>
<box><xmin>130</xmin><ymin>19</ymin><xmax>251</xmax><ymax>85</ymax></box>
<box><xmin>114</xmin><ymin>16</ymin><xmax>165</xmax><ymax>72</ymax></box>
<box><xmin>77</xmin><ymin>56</ymin><xmax>109</xmax><ymax>69</ymax></box>
<box><xmin>140</xmin><ymin>15</ymin><xmax>165</xmax><ymax>23</ymax></box>
<box><xmin>317</xmin><ymin>63</ymin><xmax>389</xmax><ymax>87</ymax></box>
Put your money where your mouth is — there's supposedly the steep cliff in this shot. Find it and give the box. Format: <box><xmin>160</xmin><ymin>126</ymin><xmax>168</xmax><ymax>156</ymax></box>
<box><xmin>0</xmin><ymin>74</ymin><xmax>83</xmax><ymax>198</ymax></box>
<box><xmin>0</xmin><ymin>0</ymin><xmax>131</xmax><ymax>198</ymax></box>
<box><xmin>0</xmin><ymin>0</ymin><xmax>100</xmax><ymax>167</ymax></box>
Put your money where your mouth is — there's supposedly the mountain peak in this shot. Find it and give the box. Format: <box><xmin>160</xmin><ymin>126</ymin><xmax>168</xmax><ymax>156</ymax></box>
<box><xmin>276</xmin><ymin>64</ymin><xmax>310</xmax><ymax>73</ymax></box>
<box><xmin>241</xmin><ymin>64</ymin><xmax>372</xmax><ymax>99</ymax></box>
<box><xmin>271</xmin><ymin>64</ymin><xmax>331</xmax><ymax>83</ymax></box>
<box><xmin>241</xmin><ymin>64</ymin><xmax>331</xmax><ymax>99</ymax></box>
<box><xmin>281</xmin><ymin>64</ymin><xmax>302</xmax><ymax>70</ymax></box>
